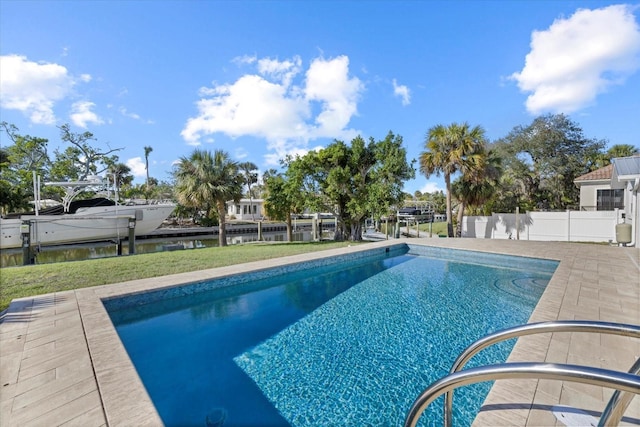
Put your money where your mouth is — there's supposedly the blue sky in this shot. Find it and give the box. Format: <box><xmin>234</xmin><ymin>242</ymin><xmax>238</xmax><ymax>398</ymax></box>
<box><xmin>1</xmin><ymin>1</ymin><xmax>639</xmax><ymax>195</ymax></box>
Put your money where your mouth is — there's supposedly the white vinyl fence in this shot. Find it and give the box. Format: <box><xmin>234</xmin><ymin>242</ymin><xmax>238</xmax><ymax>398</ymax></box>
<box><xmin>462</xmin><ymin>210</ymin><xmax>625</xmax><ymax>243</ymax></box>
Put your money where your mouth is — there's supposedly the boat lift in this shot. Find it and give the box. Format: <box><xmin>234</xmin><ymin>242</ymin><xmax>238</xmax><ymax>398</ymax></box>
<box><xmin>17</xmin><ymin>174</ymin><xmax>138</xmax><ymax>265</ymax></box>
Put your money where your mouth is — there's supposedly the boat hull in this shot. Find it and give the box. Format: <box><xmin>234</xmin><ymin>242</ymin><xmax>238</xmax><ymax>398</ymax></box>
<box><xmin>0</xmin><ymin>204</ymin><xmax>175</xmax><ymax>249</ymax></box>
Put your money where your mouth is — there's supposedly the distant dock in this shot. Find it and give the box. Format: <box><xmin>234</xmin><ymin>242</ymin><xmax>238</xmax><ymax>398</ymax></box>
<box><xmin>139</xmin><ymin>221</ymin><xmax>332</xmax><ymax>240</ymax></box>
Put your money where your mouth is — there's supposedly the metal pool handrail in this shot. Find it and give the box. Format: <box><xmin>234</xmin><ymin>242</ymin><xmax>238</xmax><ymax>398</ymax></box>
<box><xmin>403</xmin><ymin>362</ymin><xmax>640</xmax><ymax>427</ymax></box>
<box><xmin>444</xmin><ymin>321</ymin><xmax>640</xmax><ymax>427</ymax></box>
<box><xmin>403</xmin><ymin>320</ymin><xmax>640</xmax><ymax>427</ymax></box>
<box><xmin>600</xmin><ymin>356</ymin><xmax>640</xmax><ymax>426</ymax></box>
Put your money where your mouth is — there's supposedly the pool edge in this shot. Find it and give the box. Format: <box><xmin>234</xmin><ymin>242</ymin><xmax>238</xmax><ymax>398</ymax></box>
<box><xmin>82</xmin><ymin>240</ymin><xmax>404</xmax><ymax>426</ymax></box>
<box><xmin>2</xmin><ymin>238</ymin><xmax>638</xmax><ymax>426</ymax></box>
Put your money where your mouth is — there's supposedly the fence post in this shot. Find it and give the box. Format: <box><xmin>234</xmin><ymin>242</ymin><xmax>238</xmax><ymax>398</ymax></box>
<box><xmin>312</xmin><ymin>214</ymin><xmax>319</xmax><ymax>241</ymax></box>
<box><xmin>385</xmin><ymin>217</ymin><xmax>389</xmax><ymax>240</ymax></box>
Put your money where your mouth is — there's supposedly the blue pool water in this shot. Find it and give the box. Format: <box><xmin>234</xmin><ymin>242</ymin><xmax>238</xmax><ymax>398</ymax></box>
<box><xmin>105</xmin><ymin>245</ymin><xmax>558</xmax><ymax>426</ymax></box>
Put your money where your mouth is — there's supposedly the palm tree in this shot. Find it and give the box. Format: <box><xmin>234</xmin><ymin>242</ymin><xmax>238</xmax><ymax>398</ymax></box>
<box><xmin>107</xmin><ymin>162</ymin><xmax>133</xmax><ymax>198</ymax></box>
<box><xmin>173</xmin><ymin>149</ymin><xmax>243</xmax><ymax>247</ymax></box>
<box><xmin>419</xmin><ymin>122</ymin><xmax>487</xmax><ymax>237</ymax></box>
<box><xmin>143</xmin><ymin>146</ymin><xmax>153</xmax><ymax>193</ymax></box>
<box><xmin>452</xmin><ymin>149</ymin><xmax>502</xmax><ymax>236</ymax></box>
<box><xmin>591</xmin><ymin>144</ymin><xmax>639</xmax><ymax>170</ymax></box>
<box><xmin>238</xmin><ymin>161</ymin><xmax>258</xmax><ymax>220</ymax></box>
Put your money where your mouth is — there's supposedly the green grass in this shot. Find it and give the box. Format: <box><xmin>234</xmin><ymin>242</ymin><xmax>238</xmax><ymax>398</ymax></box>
<box><xmin>416</xmin><ymin>221</ymin><xmax>449</xmax><ymax>236</ymax></box>
<box><xmin>0</xmin><ymin>241</ymin><xmax>366</xmax><ymax>311</ymax></box>
<box><xmin>379</xmin><ymin>221</ymin><xmax>449</xmax><ymax>237</ymax></box>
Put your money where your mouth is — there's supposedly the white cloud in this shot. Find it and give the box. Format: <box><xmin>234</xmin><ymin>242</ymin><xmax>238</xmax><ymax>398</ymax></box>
<box><xmin>257</xmin><ymin>56</ymin><xmax>302</xmax><ymax>86</ymax></box>
<box><xmin>0</xmin><ymin>54</ymin><xmax>78</xmax><ymax>124</ymax></box>
<box><xmin>392</xmin><ymin>79</ymin><xmax>411</xmax><ymax>106</ymax></box>
<box><xmin>181</xmin><ymin>55</ymin><xmax>364</xmax><ymax>163</ymax></box>
<box><xmin>70</xmin><ymin>101</ymin><xmax>104</xmax><ymax>128</ymax></box>
<box><xmin>119</xmin><ymin>107</ymin><xmax>141</xmax><ymax>120</ymax></box>
<box><xmin>420</xmin><ymin>181</ymin><xmax>444</xmax><ymax>194</ymax></box>
<box><xmin>184</xmin><ymin>74</ymin><xmax>307</xmax><ymax>140</ymax></box>
<box><xmin>234</xmin><ymin>147</ymin><xmax>249</xmax><ymax>159</ymax></box>
<box><xmin>118</xmin><ymin>106</ymin><xmax>154</xmax><ymax>124</ymax></box>
<box><xmin>305</xmin><ymin>56</ymin><xmax>363</xmax><ymax>138</ymax></box>
<box><xmin>263</xmin><ymin>139</ymin><xmax>313</xmax><ymax>166</ymax></box>
<box><xmin>126</xmin><ymin>157</ymin><xmax>147</xmax><ymax>178</ymax></box>
<box><xmin>511</xmin><ymin>4</ymin><xmax>640</xmax><ymax>115</ymax></box>
<box><xmin>232</xmin><ymin>54</ymin><xmax>257</xmax><ymax>66</ymax></box>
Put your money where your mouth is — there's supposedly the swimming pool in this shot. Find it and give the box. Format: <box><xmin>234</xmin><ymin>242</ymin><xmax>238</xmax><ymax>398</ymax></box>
<box><xmin>105</xmin><ymin>244</ymin><xmax>558</xmax><ymax>426</ymax></box>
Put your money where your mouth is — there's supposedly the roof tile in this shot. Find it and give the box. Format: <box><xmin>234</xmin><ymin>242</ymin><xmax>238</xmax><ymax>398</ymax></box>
<box><xmin>574</xmin><ymin>164</ymin><xmax>613</xmax><ymax>182</ymax></box>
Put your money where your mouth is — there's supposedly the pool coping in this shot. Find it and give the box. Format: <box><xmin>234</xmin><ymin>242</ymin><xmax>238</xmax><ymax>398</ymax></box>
<box><xmin>1</xmin><ymin>239</ymin><xmax>639</xmax><ymax>426</ymax></box>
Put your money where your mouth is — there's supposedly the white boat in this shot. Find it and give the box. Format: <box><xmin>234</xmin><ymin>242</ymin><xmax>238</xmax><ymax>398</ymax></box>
<box><xmin>0</xmin><ymin>178</ymin><xmax>175</xmax><ymax>249</ymax></box>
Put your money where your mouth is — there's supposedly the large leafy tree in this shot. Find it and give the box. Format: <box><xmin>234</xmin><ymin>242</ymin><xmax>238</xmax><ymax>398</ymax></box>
<box><xmin>0</xmin><ymin>122</ymin><xmax>53</xmax><ymax>212</ymax></box>
<box><xmin>1</xmin><ymin>123</ymin><xmax>131</xmax><ymax>210</ymax></box>
<box><xmin>492</xmin><ymin>114</ymin><xmax>606</xmax><ymax>210</ymax></box>
<box><xmin>487</xmin><ymin>165</ymin><xmax>531</xmax><ymax>213</ymax></box>
<box><xmin>50</xmin><ymin>124</ymin><xmax>122</xmax><ymax>181</ymax></box>
<box><xmin>419</xmin><ymin>122</ymin><xmax>487</xmax><ymax>237</ymax></box>
<box><xmin>0</xmin><ymin>146</ymin><xmax>29</xmax><ymax>214</ymax></box>
<box><xmin>263</xmin><ymin>171</ymin><xmax>302</xmax><ymax>241</ymax></box>
<box><xmin>173</xmin><ymin>149</ymin><xmax>243</xmax><ymax>246</ymax></box>
<box><xmin>285</xmin><ymin>132</ymin><xmax>414</xmax><ymax>241</ymax></box>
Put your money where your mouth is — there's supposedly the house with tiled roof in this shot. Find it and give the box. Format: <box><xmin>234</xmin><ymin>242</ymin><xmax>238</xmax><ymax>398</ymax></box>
<box><xmin>575</xmin><ymin>155</ymin><xmax>640</xmax><ymax>245</ymax></box>
<box><xmin>574</xmin><ymin>163</ymin><xmax>619</xmax><ymax>211</ymax></box>
<box><xmin>611</xmin><ymin>156</ymin><xmax>640</xmax><ymax>246</ymax></box>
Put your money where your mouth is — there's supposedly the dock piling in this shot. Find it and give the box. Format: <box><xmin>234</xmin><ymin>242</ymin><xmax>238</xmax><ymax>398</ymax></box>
<box><xmin>21</xmin><ymin>220</ymin><xmax>34</xmax><ymax>265</ymax></box>
<box><xmin>128</xmin><ymin>218</ymin><xmax>136</xmax><ymax>254</ymax></box>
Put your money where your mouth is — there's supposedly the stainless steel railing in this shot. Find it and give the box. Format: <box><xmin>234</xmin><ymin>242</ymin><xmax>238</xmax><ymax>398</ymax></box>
<box><xmin>444</xmin><ymin>321</ymin><xmax>640</xmax><ymax>427</ymax></box>
<box><xmin>404</xmin><ymin>321</ymin><xmax>640</xmax><ymax>427</ymax></box>
<box><xmin>404</xmin><ymin>363</ymin><xmax>640</xmax><ymax>427</ymax></box>
<box><xmin>600</xmin><ymin>356</ymin><xmax>640</xmax><ymax>426</ymax></box>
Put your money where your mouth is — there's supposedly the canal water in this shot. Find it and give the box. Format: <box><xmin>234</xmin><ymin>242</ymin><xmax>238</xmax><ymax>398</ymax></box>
<box><xmin>0</xmin><ymin>230</ymin><xmax>327</xmax><ymax>268</ymax></box>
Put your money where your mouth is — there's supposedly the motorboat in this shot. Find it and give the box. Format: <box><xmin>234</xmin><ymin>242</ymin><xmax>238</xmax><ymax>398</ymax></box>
<box><xmin>0</xmin><ymin>177</ymin><xmax>175</xmax><ymax>249</ymax></box>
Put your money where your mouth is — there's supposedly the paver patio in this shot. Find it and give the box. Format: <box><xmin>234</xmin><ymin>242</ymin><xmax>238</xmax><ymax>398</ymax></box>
<box><xmin>1</xmin><ymin>239</ymin><xmax>638</xmax><ymax>426</ymax></box>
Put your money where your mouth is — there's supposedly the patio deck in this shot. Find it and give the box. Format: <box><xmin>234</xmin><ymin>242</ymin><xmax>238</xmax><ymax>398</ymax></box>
<box><xmin>1</xmin><ymin>239</ymin><xmax>638</xmax><ymax>426</ymax></box>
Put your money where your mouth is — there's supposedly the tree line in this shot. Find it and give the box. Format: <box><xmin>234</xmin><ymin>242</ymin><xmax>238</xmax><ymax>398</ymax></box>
<box><xmin>421</xmin><ymin>114</ymin><xmax>637</xmax><ymax>237</ymax></box>
<box><xmin>1</xmin><ymin>114</ymin><xmax>637</xmax><ymax>243</ymax></box>
<box><xmin>0</xmin><ymin>122</ymin><xmax>173</xmax><ymax>212</ymax></box>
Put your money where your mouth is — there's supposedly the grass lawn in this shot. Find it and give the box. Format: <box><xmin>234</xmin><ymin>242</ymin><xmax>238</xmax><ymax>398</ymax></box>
<box><xmin>379</xmin><ymin>221</ymin><xmax>449</xmax><ymax>237</ymax></box>
<box><xmin>417</xmin><ymin>221</ymin><xmax>449</xmax><ymax>236</ymax></box>
<box><xmin>0</xmin><ymin>241</ymin><xmax>366</xmax><ymax>312</ymax></box>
